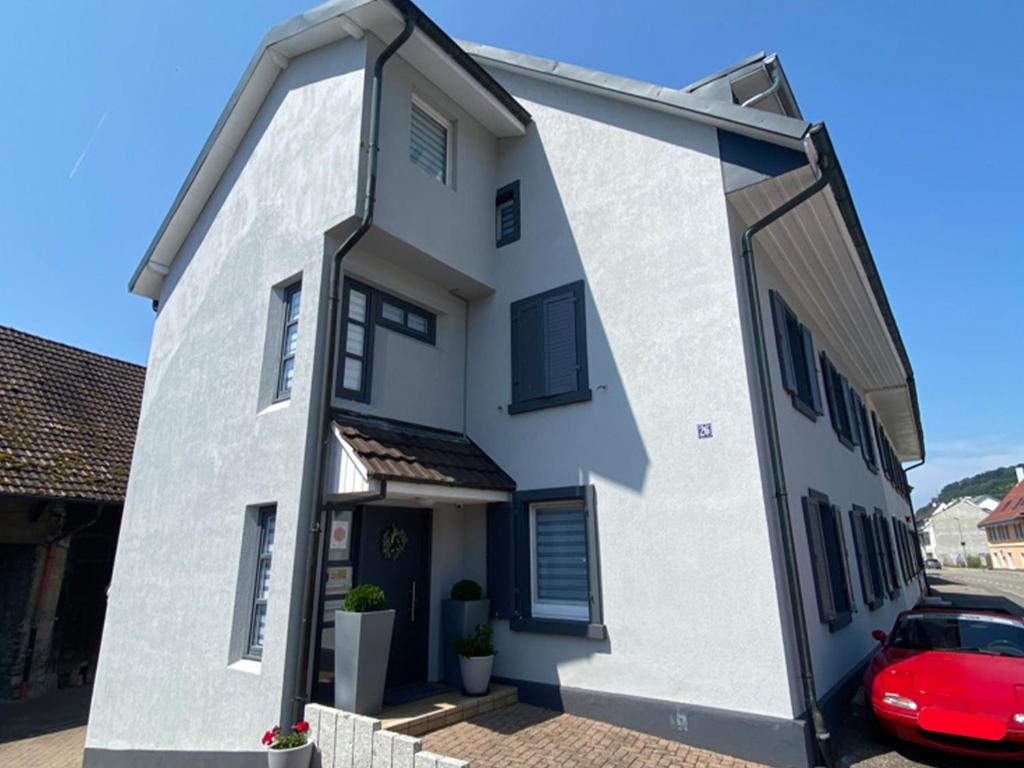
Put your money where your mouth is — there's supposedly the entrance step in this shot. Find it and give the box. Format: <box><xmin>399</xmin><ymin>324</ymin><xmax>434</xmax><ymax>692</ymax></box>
<box><xmin>381</xmin><ymin>683</ymin><xmax>517</xmax><ymax>737</ymax></box>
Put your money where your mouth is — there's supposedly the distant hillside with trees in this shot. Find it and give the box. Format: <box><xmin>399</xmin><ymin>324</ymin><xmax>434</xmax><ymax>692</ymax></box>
<box><xmin>915</xmin><ymin>464</ymin><xmax>1021</xmax><ymax>517</ymax></box>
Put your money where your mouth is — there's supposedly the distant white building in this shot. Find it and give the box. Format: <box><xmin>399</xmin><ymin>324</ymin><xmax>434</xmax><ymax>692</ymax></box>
<box><xmin>917</xmin><ymin>497</ymin><xmax>992</xmax><ymax>565</ymax></box>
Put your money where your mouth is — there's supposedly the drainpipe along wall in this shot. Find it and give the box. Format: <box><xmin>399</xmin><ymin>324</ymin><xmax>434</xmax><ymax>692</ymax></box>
<box><xmin>740</xmin><ymin>165</ymin><xmax>834</xmax><ymax>768</ymax></box>
<box><xmin>291</xmin><ymin>10</ymin><xmax>419</xmax><ymax>724</ymax></box>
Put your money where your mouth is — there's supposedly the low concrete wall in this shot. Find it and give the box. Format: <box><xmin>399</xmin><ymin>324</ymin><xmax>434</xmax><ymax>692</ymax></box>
<box><xmin>304</xmin><ymin>704</ymin><xmax>468</xmax><ymax>768</ymax></box>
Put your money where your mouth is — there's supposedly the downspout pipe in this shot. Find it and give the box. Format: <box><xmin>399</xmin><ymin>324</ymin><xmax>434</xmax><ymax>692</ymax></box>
<box><xmin>291</xmin><ymin>10</ymin><xmax>418</xmax><ymax>723</ymax></box>
<box><xmin>740</xmin><ymin>58</ymin><xmax>782</xmax><ymax>108</ymax></box>
<box><xmin>740</xmin><ymin>167</ymin><xmax>835</xmax><ymax>768</ymax></box>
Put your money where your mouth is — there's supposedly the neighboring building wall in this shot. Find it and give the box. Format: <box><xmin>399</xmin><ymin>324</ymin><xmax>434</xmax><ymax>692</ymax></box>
<box><xmin>88</xmin><ymin>37</ymin><xmax>368</xmax><ymax>755</ymax></box>
<box><xmin>985</xmin><ymin>522</ymin><xmax>1024</xmax><ymax>570</ymax></box>
<box><xmin>746</xmin><ymin>248</ymin><xmax>921</xmax><ymax>704</ymax></box>
<box><xmin>920</xmin><ymin>499</ymin><xmax>990</xmax><ymax>565</ymax></box>
<box><xmin>467</xmin><ymin>68</ymin><xmax>796</xmax><ymax>721</ymax></box>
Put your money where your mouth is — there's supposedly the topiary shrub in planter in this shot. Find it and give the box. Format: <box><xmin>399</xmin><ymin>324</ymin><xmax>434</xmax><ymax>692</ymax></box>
<box><xmin>345</xmin><ymin>584</ymin><xmax>386</xmax><ymax>612</ymax></box>
<box><xmin>450</xmin><ymin>579</ymin><xmax>483</xmax><ymax>601</ymax></box>
<box><xmin>454</xmin><ymin>623</ymin><xmax>496</xmax><ymax>696</ymax></box>
<box><xmin>442</xmin><ymin>579</ymin><xmax>489</xmax><ymax>689</ymax></box>
<box><xmin>335</xmin><ymin>584</ymin><xmax>394</xmax><ymax>715</ymax></box>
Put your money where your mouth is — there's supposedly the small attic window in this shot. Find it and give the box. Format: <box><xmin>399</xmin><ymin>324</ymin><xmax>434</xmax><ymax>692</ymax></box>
<box><xmin>410</xmin><ymin>97</ymin><xmax>451</xmax><ymax>185</ymax></box>
<box><xmin>496</xmin><ymin>181</ymin><xmax>520</xmax><ymax>247</ymax></box>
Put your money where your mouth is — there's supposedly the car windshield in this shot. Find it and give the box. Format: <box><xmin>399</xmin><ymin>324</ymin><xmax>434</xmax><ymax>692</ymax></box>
<box><xmin>889</xmin><ymin>612</ymin><xmax>1024</xmax><ymax>657</ymax></box>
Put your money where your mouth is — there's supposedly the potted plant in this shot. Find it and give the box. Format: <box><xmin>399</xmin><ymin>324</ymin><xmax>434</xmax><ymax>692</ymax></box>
<box><xmin>334</xmin><ymin>584</ymin><xmax>394</xmax><ymax>715</ymax></box>
<box><xmin>441</xmin><ymin>579</ymin><xmax>489</xmax><ymax>689</ymax></box>
<box><xmin>454</xmin><ymin>622</ymin><xmax>496</xmax><ymax>696</ymax></box>
<box><xmin>261</xmin><ymin>721</ymin><xmax>312</xmax><ymax>768</ymax></box>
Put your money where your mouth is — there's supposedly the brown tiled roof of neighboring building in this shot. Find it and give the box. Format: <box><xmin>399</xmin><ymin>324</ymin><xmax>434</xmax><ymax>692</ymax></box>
<box><xmin>335</xmin><ymin>411</ymin><xmax>515</xmax><ymax>492</ymax></box>
<box><xmin>0</xmin><ymin>326</ymin><xmax>146</xmax><ymax>502</ymax></box>
<box><xmin>978</xmin><ymin>480</ymin><xmax>1024</xmax><ymax>528</ymax></box>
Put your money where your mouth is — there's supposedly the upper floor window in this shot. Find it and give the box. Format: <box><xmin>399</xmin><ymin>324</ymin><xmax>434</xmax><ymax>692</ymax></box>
<box><xmin>848</xmin><ymin>506</ymin><xmax>885</xmax><ymax>611</ymax></box>
<box><xmin>769</xmin><ymin>291</ymin><xmax>822</xmax><ymax>420</ymax></box>
<box><xmin>276</xmin><ymin>282</ymin><xmax>301</xmax><ymax>400</ymax></box>
<box><xmin>852</xmin><ymin>394</ymin><xmax>877</xmax><ymax>471</ymax></box>
<box><xmin>337</xmin><ymin>278</ymin><xmax>437</xmax><ymax>403</ymax></box>
<box><xmin>496</xmin><ymin>181</ymin><xmax>521</xmax><ymax>247</ymax></box>
<box><xmin>410</xmin><ymin>97</ymin><xmax>451</xmax><ymax>185</ymax></box>
<box><xmin>509</xmin><ymin>280</ymin><xmax>591</xmax><ymax>415</ymax></box>
<box><xmin>803</xmin><ymin>489</ymin><xmax>854</xmax><ymax>631</ymax></box>
<box><xmin>821</xmin><ymin>353</ymin><xmax>857</xmax><ymax>449</ymax></box>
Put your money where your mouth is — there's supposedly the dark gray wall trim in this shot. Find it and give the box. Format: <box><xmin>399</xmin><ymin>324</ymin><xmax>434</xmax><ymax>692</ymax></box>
<box><xmin>718</xmin><ymin>129</ymin><xmax>808</xmax><ymax>194</ymax></box>
<box><xmin>84</xmin><ymin>748</ymin><xmax>262</xmax><ymax>768</ymax></box>
<box><xmin>493</xmin><ymin>677</ymin><xmax>813</xmax><ymax>768</ymax></box>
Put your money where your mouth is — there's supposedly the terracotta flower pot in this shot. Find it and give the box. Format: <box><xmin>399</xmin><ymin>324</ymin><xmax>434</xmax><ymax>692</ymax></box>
<box><xmin>267</xmin><ymin>739</ymin><xmax>313</xmax><ymax>768</ymax></box>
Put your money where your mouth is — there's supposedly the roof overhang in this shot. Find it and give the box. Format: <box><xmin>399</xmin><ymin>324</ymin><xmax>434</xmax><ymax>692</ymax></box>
<box><xmin>726</xmin><ymin>124</ymin><xmax>924</xmax><ymax>461</ymax></box>
<box><xmin>129</xmin><ymin>0</ymin><xmax>530</xmax><ymax>300</ymax></box>
<box><xmin>460</xmin><ymin>41</ymin><xmax>811</xmax><ymax>151</ymax></box>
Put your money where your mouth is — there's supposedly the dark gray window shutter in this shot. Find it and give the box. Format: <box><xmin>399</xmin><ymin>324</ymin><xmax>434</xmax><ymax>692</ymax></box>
<box><xmin>770</xmin><ymin>291</ymin><xmax>797</xmax><ymax>394</ymax></box>
<box><xmin>486</xmin><ymin>502</ymin><xmax>515</xmax><ymax>619</ymax></box>
<box><xmin>848</xmin><ymin>509</ymin><xmax>873</xmax><ymax>607</ymax></box>
<box><xmin>512</xmin><ymin>298</ymin><xmax>546</xmax><ymax>404</ymax></box>
<box><xmin>831</xmin><ymin>505</ymin><xmax>856</xmax><ymax>613</ymax></box>
<box><xmin>800</xmin><ymin>326</ymin><xmax>822</xmax><ymax>413</ymax></box>
<box><xmin>803</xmin><ymin>496</ymin><xmax>835</xmax><ymax>623</ymax></box>
<box><xmin>543</xmin><ymin>291</ymin><xmax>579</xmax><ymax>395</ymax></box>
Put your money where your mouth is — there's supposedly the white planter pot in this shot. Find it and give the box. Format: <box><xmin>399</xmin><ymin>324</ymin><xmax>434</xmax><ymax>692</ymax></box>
<box><xmin>267</xmin><ymin>740</ymin><xmax>313</xmax><ymax>768</ymax></box>
<box><xmin>458</xmin><ymin>654</ymin><xmax>494</xmax><ymax>696</ymax></box>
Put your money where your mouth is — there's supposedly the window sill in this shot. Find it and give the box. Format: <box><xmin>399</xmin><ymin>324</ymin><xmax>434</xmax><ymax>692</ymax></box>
<box><xmin>836</xmin><ymin>433</ymin><xmax>856</xmax><ymax>451</ymax></box>
<box><xmin>827</xmin><ymin>612</ymin><xmax>853</xmax><ymax>633</ymax></box>
<box><xmin>510</xmin><ymin>617</ymin><xmax>606</xmax><ymax>640</ymax></box>
<box><xmin>228</xmin><ymin>658</ymin><xmax>262</xmax><ymax>676</ymax></box>
<box><xmin>258</xmin><ymin>399</ymin><xmax>291</xmax><ymax>417</ymax></box>
<box><xmin>509</xmin><ymin>389</ymin><xmax>592</xmax><ymax>415</ymax></box>
<box><xmin>789</xmin><ymin>394</ymin><xmax>819</xmax><ymax>422</ymax></box>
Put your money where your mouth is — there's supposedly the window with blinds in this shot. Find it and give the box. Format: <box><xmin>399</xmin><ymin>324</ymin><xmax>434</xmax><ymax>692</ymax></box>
<box><xmin>530</xmin><ymin>500</ymin><xmax>590</xmax><ymax>620</ymax></box>
<box><xmin>410</xmin><ymin>99</ymin><xmax>450</xmax><ymax>184</ymax></box>
<box><xmin>803</xmin><ymin>490</ymin><xmax>854</xmax><ymax>631</ymax></box>
<box><xmin>769</xmin><ymin>290</ymin><xmax>823</xmax><ymax>420</ymax></box>
<box><xmin>338</xmin><ymin>279</ymin><xmax>374</xmax><ymax>403</ymax></box>
<box><xmin>509</xmin><ymin>280</ymin><xmax>591</xmax><ymax>414</ymax></box>
<box><xmin>247</xmin><ymin>507</ymin><xmax>276</xmax><ymax>659</ymax></box>
<box><xmin>496</xmin><ymin>180</ymin><xmax>520</xmax><ymax>247</ymax></box>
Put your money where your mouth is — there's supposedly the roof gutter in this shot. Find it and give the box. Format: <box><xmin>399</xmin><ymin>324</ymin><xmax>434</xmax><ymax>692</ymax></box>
<box><xmin>291</xmin><ymin>8</ymin><xmax>418</xmax><ymax>723</ymax></box>
<box><xmin>741</xmin><ymin>164</ymin><xmax>835</xmax><ymax>768</ymax></box>
<box><xmin>740</xmin><ymin>59</ymin><xmax>781</xmax><ymax>108</ymax></box>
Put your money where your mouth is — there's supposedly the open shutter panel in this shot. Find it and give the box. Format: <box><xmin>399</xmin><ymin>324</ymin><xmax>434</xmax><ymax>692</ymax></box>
<box><xmin>486</xmin><ymin>502</ymin><xmax>516</xmax><ymax>619</ymax></box>
<box><xmin>513</xmin><ymin>497</ymin><xmax>531</xmax><ymax>619</ymax></box>
<box><xmin>543</xmin><ymin>291</ymin><xmax>579</xmax><ymax>396</ymax></box>
<box><xmin>844</xmin><ymin>381</ymin><xmax>860</xmax><ymax>446</ymax></box>
<box><xmin>803</xmin><ymin>497</ymin><xmax>836</xmax><ymax>624</ymax></box>
<box><xmin>801</xmin><ymin>326</ymin><xmax>823</xmax><ymax>413</ymax></box>
<box><xmin>769</xmin><ymin>291</ymin><xmax>797</xmax><ymax>394</ymax></box>
<box><xmin>832</xmin><ymin>506</ymin><xmax>856</xmax><ymax>613</ymax></box>
<box><xmin>820</xmin><ymin>354</ymin><xmax>839</xmax><ymax>432</ymax></box>
<box><xmin>512</xmin><ymin>298</ymin><xmax>546</xmax><ymax>404</ymax></box>
<box><xmin>848</xmin><ymin>509</ymin><xmax>873</xmax><ymax>607</ymax></box>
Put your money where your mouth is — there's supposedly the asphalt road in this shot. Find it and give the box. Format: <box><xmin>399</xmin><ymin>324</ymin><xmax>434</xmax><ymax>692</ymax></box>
<box><xmin>833</xmin><ymin>568</ymin><xmax>1024</xmax><ymax>767</ymax></box>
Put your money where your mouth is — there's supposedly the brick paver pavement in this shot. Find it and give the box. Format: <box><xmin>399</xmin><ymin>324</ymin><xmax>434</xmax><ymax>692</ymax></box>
<box><xmin>423</xmin><ymin>703</ymin><xmax>768</xmax><ymax>768</ymax></box>
<box><xmin>0</xmin><ymin>725</ymin><xmax>85</xmax><ymax>768</ymax></box>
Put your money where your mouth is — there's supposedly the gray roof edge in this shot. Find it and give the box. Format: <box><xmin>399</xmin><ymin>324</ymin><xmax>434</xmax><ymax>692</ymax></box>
<box><xmin>129</xmin><ymin>0</ymin><xmax>379</xmax><ymax>294</ymax></box>
<box><xmin>129</xmin><ymin>0</ymin><xmax>531</xmax><ymax>295</ymax></box>
<box><xmin>460</xmin><ymin>40</ymin><xmax>810</xmax><ymax>143</ymax></box>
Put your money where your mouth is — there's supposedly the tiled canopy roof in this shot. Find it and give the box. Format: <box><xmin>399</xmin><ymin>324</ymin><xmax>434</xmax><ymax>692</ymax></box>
<box><xmin>0</xmin><ymin>326</ymin><xmax>146</xmax><ymax>502</ymax></box>
<box><xmin>335</xmin><ymin>411</ymin><xmax>514</xmax><ymax>492</ymax></box>
<box><xmin>979</xmin><ymin>480</ymin><xmax>1024</xmax><ymax>528</ymax></box>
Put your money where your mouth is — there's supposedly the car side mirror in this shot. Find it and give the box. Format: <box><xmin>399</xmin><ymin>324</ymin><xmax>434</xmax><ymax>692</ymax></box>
<box><xmin>872</xmin><ymin>629</ymin><xmax>887</xmax><ymax>643</ymax></box>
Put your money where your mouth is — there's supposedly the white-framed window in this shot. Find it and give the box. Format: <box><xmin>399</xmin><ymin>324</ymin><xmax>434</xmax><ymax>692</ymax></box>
<box><xmin>529</xmin><ymin>499</ymin><xmax>590</xmax><ymax>621</ymax></box>
<box><xmin>409</xmin><ymin>95</ymin><xmax>452</xmax><ymax>185</ymax></box>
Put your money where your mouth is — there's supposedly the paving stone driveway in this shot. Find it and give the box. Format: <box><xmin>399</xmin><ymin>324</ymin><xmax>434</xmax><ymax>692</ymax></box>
<box><xmin>0</xmin><ymin>686</ymin><xmax>90</xmax><ymax>768</ymax></box>
<box><xmin>423</xmin><ymin>703</ymin><xmax>767</xmax><ymax>768</ymax></box>
<box><xmin>0</xmin><ymin>725</ymin><xmax>85</xmax><ymax>768</ymax></box>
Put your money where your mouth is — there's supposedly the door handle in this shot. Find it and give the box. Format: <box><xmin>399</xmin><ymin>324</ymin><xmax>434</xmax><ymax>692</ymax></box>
<box><xmin>410</xmin><ymin>580</ymin><xmax>417</xmax><ymax>622</ymax></box>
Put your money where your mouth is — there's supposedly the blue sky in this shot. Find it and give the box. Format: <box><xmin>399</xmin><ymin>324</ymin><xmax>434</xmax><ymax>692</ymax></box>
<box><xmin>1</xmin><ymin>1</ymin><xmax>1021</xmax><ymax>503</ymax></box>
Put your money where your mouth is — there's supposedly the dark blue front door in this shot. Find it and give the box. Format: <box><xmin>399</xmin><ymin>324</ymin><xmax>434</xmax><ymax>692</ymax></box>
<box><xmin>357</xmin><ymin>507</ymin><xmax>431</xmax><ymax>689</ymax></box>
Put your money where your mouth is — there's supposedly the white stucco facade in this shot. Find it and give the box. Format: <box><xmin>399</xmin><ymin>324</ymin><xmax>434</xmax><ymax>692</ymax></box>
<box><xmin>89</xmin><ymin>4</ymin><xmax>924</xmax><ymax>767</ymax></box>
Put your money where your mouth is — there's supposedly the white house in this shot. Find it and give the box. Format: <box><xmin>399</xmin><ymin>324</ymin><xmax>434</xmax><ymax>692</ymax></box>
<box><xmin>916</xmin><ymin>497</ymin><xmax>992</xmax><ymax>565</ymax></box>
<box><xmin>85</xmin><ymin>2</ymin><xmax>925</xmax><ymax>767</ymax></box>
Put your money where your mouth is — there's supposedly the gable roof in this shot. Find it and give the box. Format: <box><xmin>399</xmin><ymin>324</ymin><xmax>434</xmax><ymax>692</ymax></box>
<box><xmin>335</xmin><ymin>411</ymin><xmax>514</xmax><ymax>491</ymax></box>
<box><xmin>129</xmin><ymin>0</ymin><xmax>530</xmax><ymax>300</ymax></box>
<box><xmin>979</xmin><ymin>480</ymin><xmax>1024</xmax><ymax>528</ymax></box>
<box><xmin>0</xmin><ymin>326</ymin><xmax>146</xmax><ymax>503</ymax></box>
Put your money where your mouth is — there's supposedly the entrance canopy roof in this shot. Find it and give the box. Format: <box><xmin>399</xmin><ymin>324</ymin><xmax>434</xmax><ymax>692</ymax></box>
<box><xmin>324</xmin><ymin>411</ymin><xmax>514</xmax><ymax>505</ymax></box>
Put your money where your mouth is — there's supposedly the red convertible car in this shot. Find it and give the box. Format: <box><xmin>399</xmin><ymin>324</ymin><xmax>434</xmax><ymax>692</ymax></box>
<box><xmin>865</xmin><ymin>607</ymin><xmax>1024</xmax><ymax>760</ymax></box>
